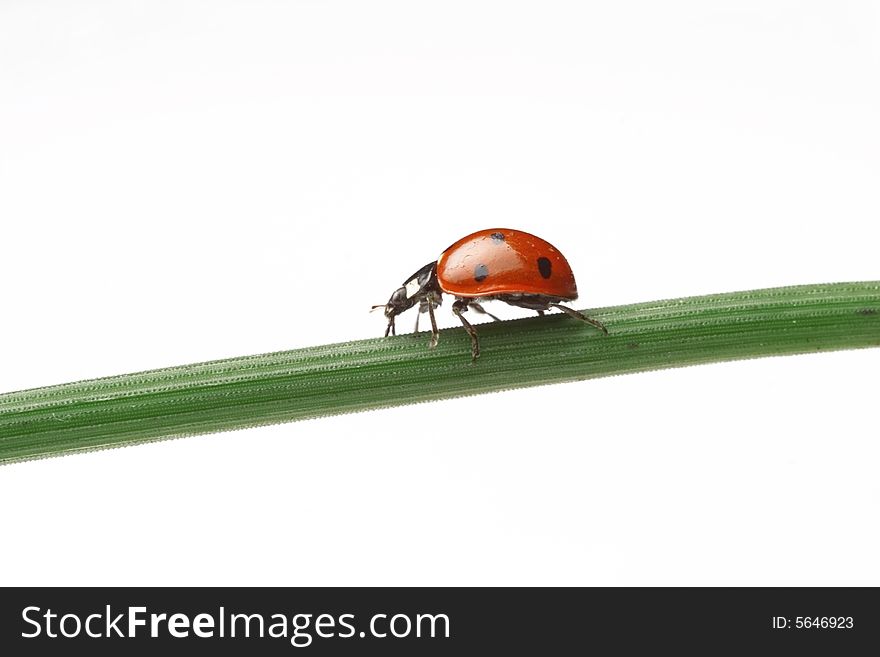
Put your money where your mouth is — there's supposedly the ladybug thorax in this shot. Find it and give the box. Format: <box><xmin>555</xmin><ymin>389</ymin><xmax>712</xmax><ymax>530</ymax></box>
<box><xmin>435</xmin><ymin>228</ymin><xmax>578</xmax><ymax>299</ymax></box>
<box><xmin>382</xmin><ymin>261</ymin><xmax>441</xmax><ymax>318</ymax></box>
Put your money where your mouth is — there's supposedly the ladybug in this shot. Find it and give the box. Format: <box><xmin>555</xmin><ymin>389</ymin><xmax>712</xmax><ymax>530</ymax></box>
<box><xmin>375</xmin><ymin>228</ymin><xmax>607</xmax><ymax>360</ymax></box>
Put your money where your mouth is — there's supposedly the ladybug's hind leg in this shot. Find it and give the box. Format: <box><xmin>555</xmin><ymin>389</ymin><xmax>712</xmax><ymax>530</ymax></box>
<box><xmin>468</xmin><ymin>302</ymin><xmax>501</xmax><ymax>322</ymax></box>
<box><xmin>452</xmin><ymin>299</ymin><xmax>480</xmax><ymax>361</ymax></box>
<box><xmin>550</xmin><ymin>303</ymin><xmax>608</xmax><ymax>335</ymax></box>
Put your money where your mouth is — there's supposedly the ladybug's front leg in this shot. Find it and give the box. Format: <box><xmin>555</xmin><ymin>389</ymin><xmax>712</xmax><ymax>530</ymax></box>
<box><xmin>427</xmin><ymin>301</ymin><xmax>439</xmax><ymax>348</ymax></box>
<box><xmin>384</xmin><ymin>315</ymin><xmax>396</xmax><ymax>337</ymax></box>
<box><xmin>415</xmin><ymin>295</ymin><xmax>441</xmax><ymax>348</ymax></box>
<box><xmin>452</xmin><ymin>299</ymin><xmax>480</xmax><ymax>361</ymax></box>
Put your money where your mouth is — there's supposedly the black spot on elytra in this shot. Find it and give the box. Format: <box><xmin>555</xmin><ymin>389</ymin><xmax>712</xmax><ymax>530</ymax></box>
<box><xmin>857</xmin><ymin>308</ymin><xmax>877</xmax><ymax>316</ymax></box>
<box><xmin>537</xmin><ymin>257</ymin><xmax>552</xmax><ymax>279</ymax></box>
<box><xmin>491</xmin><ymin>232</ymin><xmax>505</xmax><ymax>242</ymax></box>
<box><xmin>474</xmin><ymin>264</ymin><xmax>489</xmax><ymax>282</ymax></box>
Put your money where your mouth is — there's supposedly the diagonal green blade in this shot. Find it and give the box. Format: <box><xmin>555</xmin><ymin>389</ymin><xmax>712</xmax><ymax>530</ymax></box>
<box><xmin>1</xmin><ymin>281</ymin><xmax>878</xmax><ymax>464</ymax></box>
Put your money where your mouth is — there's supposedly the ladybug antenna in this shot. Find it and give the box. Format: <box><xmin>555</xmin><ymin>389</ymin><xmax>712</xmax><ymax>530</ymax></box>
<box><xmin>370</xmin><ymin>304</ymin><xmax>387</xmax><ymax>313</ymax></box>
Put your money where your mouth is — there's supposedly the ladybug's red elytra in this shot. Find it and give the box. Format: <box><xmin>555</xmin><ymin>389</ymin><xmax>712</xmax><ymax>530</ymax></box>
<box><xmin>375</xmin><ymin>228</ymin><xmax>607</xmax><ymax>360</ymax></box>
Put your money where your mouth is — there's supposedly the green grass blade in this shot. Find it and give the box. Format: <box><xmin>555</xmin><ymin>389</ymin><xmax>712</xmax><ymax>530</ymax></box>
<box><xmin>2</xmin><ymin>281</ymin><xmax>878</xmax><ymax>464</ymax></box>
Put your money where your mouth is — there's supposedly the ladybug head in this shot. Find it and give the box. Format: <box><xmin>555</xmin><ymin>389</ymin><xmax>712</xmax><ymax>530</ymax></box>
<box><xmin>373</xmin><ymin>261</ymin><xmax>440</xmax><ymax>336</ymax></box>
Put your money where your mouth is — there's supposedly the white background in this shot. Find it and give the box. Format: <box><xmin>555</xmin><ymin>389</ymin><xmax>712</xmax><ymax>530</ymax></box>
<box><xmin>1</xmin><ymin>1</ymin><xmax>878</xmax><ymax>586</ymax></box>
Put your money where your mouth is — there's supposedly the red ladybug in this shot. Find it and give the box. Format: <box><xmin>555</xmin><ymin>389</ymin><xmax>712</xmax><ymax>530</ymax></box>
<box><xmin>376</xmin><ymin>228</ymin><xmax>607</xmax><ymax>359</ymax></box>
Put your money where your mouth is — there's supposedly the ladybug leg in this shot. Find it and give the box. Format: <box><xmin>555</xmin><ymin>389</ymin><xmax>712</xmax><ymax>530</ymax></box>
<box><xmin>427</xmin><ymin>300</ymin><xmax>439</xmax><ymax>348</ymax></box>
<box><xmin>413</xmin><ymin>298</ymin><xmax>440</xmax><ymax>348</ymax></box>
<box><xmin>468</xmin><ymin>302</ymin><xmax>501</xmax><ymax>322</ymax></box>
<box><xmin>452</xmin><ymin>299</ymin><xmax>480</xmax><ymax>360</ymax></box>
<box><xmin>550</xmin><ymin>304</ymin><xmax>608</xmax><ymax>335</ymax></box>
<box><xmin>384</xmin><ymin>315</ymin><xmax>396</xmax><ymax>337</ymax></box>
<box><xmin>537</xmin><ymin>310</ymin><xmax>545</xmax><ymax>317</ymax></box>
